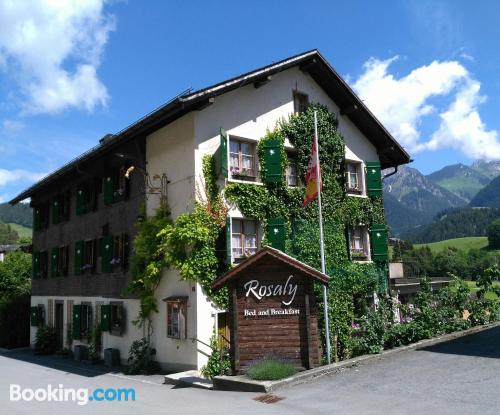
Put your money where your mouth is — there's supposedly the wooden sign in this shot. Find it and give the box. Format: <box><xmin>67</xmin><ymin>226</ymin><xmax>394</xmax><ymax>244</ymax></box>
<box><xmin>211</xmin><ymin>247</ymin><xmax>329</xmax><ymax>374</ymax></box>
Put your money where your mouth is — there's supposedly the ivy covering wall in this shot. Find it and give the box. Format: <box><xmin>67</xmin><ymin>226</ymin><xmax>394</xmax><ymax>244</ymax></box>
<box><xmin>224</xmin><ymin>104</ymin><xmax>388</xmax><ymax>359</ymax></box>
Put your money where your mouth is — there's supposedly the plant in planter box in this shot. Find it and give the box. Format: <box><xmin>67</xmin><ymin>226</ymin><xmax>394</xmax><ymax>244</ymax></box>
<box><xmin>246</xmin><ymin>357</ymin><xmax>297</xmax><ymax>381</ymax></box>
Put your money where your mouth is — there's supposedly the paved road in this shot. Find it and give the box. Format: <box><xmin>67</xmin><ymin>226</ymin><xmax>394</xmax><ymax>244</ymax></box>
<box><xmin>1</xmin><ymin>326</ymin><xmax>499</xmax><ymax>415</ymax></box>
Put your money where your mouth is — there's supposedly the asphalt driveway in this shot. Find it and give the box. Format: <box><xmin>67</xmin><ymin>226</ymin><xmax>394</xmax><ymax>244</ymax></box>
<box><xmin>1</xmin><ymin>326</ymin><xmax>499</xmax><ymax>415</ymax></box>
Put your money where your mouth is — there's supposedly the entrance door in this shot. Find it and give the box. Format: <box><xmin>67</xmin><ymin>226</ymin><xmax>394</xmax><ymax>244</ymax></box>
<box><xmin>55</xmin><ymin>302</ymin><xmax>64</xmax><ymax>350</ymax></box>
<box><xmin>217</xmin><ymin>312</ymin><xmax>230</xmax><ymax>350</ymax></box>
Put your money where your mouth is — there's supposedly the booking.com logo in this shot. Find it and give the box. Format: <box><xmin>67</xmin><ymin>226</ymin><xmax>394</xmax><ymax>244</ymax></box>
<box><xmin>10</xmin><ymin>384</ymin><xmax>136</xmax><ymax>405</ymax></box>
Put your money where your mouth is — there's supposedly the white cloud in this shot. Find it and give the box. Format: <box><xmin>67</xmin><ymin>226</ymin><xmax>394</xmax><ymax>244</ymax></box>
<box><xmin>425</xmin><ymin>81</ymin><xmax>500</xmax><ymax>160</ymax></box>
<box><xmin>0</xmin><ymin>168</ymin><xmax>46</xmax><ymax>187</ymax></box>
<box><xmin>0</xmin><ymin>0</ymin><xmax>115</xmax><ymax>114</ymax></box>
<box><xmin>2</xmin><ymin>119</ymin><xmax>25</xmax><ymax>134</ymax></box>
<box><xmin>352</xmin><ymin>56</ymin><xmax>500</xmax><ymax>161</ymax></box>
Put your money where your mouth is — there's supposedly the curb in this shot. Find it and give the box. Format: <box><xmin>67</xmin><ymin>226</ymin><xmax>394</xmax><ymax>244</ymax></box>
<box><xmin>213</xmin><ymin>321</ymin><xmax>500</xmax><ymax>393</ymax></box>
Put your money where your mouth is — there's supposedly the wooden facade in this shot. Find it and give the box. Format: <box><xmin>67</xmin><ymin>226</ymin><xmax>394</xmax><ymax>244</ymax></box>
<box><xmin>212</xmin><ymin>247</ymin><xmax>328</xmax><ymax>374</ymax></box>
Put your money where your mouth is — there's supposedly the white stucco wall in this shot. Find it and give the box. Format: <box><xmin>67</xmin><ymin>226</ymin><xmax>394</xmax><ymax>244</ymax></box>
<box><xmin>193</xmin><ymin>66</ymin><xmax>379</xmax><ymax>196</ymax></box>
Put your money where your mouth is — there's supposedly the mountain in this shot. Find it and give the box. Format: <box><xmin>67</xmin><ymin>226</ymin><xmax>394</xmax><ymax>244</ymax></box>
<box><xmin>401</xmin><ymin>207</ymin><xmax>500</xmax><ymax>243</ymax></box>
<box><xmin>383</xmin><ymin>165</ymin><xmax>467</xmax><ymax>235</ymax></box>
<box><xmin>383</xmin><ymin>193</ymin><xmax>431</xmax><ymax>235</ymax></box>
<box><xmin>471</xmin><ymin>160</ymin><xmax>500</xmax><ymax>180</ymax></box>
<box><xmin>0</xmin><ymin>203</ymin><xmax>32</xmax><ymax>228</ymax></box>
<box><xmin>469</xmin><ymin>175</ymin><xmax>500</xmax><ymax>208</ymax></box>
<box><xmin>426</xmin><ymin>163</ymin><xmax>491</xmax><ymax>202</ymax></box>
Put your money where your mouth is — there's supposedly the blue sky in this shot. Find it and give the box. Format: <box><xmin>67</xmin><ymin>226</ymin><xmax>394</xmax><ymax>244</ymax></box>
<box><xmin>1</xmin><ymin>0</ymin><xmax>500</xmax><ymax>202</ymax></box>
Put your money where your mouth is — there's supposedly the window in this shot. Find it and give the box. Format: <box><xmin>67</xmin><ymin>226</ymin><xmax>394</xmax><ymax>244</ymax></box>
<box><xmin>229</xmin><ymin>139</ymin><xmax>257</xmax><ymax>181</ymax></box>
<box><xmin>39</xmin><ymin>251</ymin><xmax>48</xmax><ymax>279</ymax></box>
<box><xmin>110</xmin><ymin>303</ymin><xmax>125</xmax><ymax>336</ymax></box>
<box><xmin>349</xmin><ymin>226</ymin><xmax>369</xmax><ymax>259</ymax></box>
<box><xmin>53</xmin><ymin>191</ymin><xmax>71</xmax><ymax>224</ymax></box>
<box><xmin>346</xmin><ymin>161</ymin><xmax>363</xmax><ymax>194</ymax></box>
<box><xmin>34</xmin><ymin>202</ymin><xmax>50</xmax><ymax>231</ymax></box>
<box><xmin>166</xmin><ymin>297</ymin><xmax>187</xmax><ymax>339</ymax></box>
<box><xmin>232</xmin><ymin>219</ymin><xmax>258</xmax><ymax>260</ymax></box>
<box><xmin>111</xmin><ymin>234</ymin><xmax>129</xmax><ymax>270</ymax></box>
<box><xmin>286</xmin><ymin>157</ymin><xmax>298</xmax><ymax>186</ymax></box>
<box><xmin>82</xmin><ymin>240</ymin><xmax>97</xmax><ymax>273</ymax></box>
<box><xmin>80</xmin><ymin>303</ymin><xmax>93</xmax><ymax>341</ymax></box>
<box><xmin>54</xmin><ymin>246</ymin><xmax>69</xmax><ymax>277</ymax></box>
<box><xmin>37</xmin><ymin>304</ymin><xmax>46</xmax><ymax>326</ymax></box>
<box><xmin>293</xmin><ymin>91</ymin><xmax>309</xmax><ymax>114</ymax></box>
<box><xmin>113</xmin><ymin>166</ymin><xmax>129</xmax><ymax>201</ymax></box>
<box><xmin>76</xmin><ymin>179</ymin><xmax>99</xmax><ymax>215</ymax></box>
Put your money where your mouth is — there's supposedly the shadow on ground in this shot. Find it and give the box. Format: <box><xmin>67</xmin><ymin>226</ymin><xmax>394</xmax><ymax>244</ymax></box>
<box><xmin>418</xmin><ymin>325</ymin><xmax>500</xmax><ymax>359</ymax></box>
<box><xmin>0</xmin><ymin>348</ymin><xmax>124</xmax><ymax>378</ymax></box>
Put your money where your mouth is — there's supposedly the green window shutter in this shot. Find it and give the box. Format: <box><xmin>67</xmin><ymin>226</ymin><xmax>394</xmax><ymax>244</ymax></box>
<box><xmin>33</xmin><ymin>252</ymin><xmax>41</xmax><ymax>279</ymax></box>
<box><xmin>267</xmin><ymin>217</ymin><xmax>285</xmax><ymax>252</ymax></box>
<box><xmin>370</xmin><ymin>224</ymin><xmax>389</xmax><ymax>262</ymax></box>
<box><xmin>30</xmin><ymin>306</ymin><xmax>39</xmax><ymax>326</ymax></box>
<box><xmin>101</xmin><ymin>304</ymin><xmax>110</xmax><ymax>331</ymax></box>
<box><xmin>52</xmin><ymin>199</ymin><xmax>60</xmax><ymax>224</ymax></box>
<box><xmin>103</xmin><ymin>175</ymin><xmax>114</xmax><ymax>205</ymax></box>
<box><xmin>76</xmin><ymin>187</ymin><xmax>86</xmax><ymax>215</ymax></box>
<box><xmin>366</xmin><ymin>161</ymin><xmax>382</xmax><ymax>196</ymax></box>
<box><xmin>263</xmin><ymin>140</ymin><xmax>282</xmax><ymax>183</ymax></box>
<box><xmin>72</xmin><ymin>305</ymin><xmax>81</xmax><ymax>340</ymax></box>
<box><xmin>51</xmin><ymin>247</ymin><xmax>59</xmax><ymax>277</ymax></box>
<box><xmin>219</xmin><ymin>128</ymin><xmax>228</xmax><ymax>178</ymax></box>
<box><xmin>101</xmin><ymin>235</ymin><xmax>113</xmax><ymax>273</ymax></box>
<box><xmin>74</xmin><ymin>241</ymin><xmax>84</xmax><ymax>275</ymax></box>
<box><xmin>226</xmin><ymin>217</ymin><xmax>232</xmax><ymax>264</ymax></box>
<box><xmin>33</xmin><ymin>208</ymin><xmax>41</xmax><ymax>231</ymax></box>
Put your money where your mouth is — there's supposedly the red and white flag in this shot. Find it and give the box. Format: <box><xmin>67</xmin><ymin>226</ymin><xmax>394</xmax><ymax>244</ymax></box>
<box><xmin>303</xmin><ymin>139</ymin><xmax>322</xmax><ymax>206</ymax></box>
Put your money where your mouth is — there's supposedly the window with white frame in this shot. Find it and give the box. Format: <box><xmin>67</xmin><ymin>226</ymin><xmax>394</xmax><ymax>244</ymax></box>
<box><xmin>166</xmin><ymin>297</ymin><xmax>187</xmax><ymax>339</ymax></box>
<box><xmin>232</xmin><ymin>219</ymin><xmax>258</xmax><ymax>260</ymax></box>
<box><xmin>286</xmin><ymin>157</ymin><xmax>298</xmax><ymax>186</ymax></box>
<box><xmin>345</xmin><ymin>161</ymin><xmax>363</xmax><ymax>194</ymax></box>
<box><xmin>349</xmin><ymin>226</ymin><xmax>369</xmax><ymax>259</ymax></box>
<box><xmin>229</xmin><ymin>139</ymin><xmax>257</xmax><ymax>180</ymax></box>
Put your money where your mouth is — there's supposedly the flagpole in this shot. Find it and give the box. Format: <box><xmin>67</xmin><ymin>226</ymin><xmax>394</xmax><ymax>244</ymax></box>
<box><xmin>314</xmin><ymin>110</ymin><xmax>331</xmax><ymax>365</ymax></box>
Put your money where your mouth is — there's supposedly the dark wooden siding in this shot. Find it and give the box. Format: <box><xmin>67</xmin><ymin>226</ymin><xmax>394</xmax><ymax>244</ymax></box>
<box><xmin>230</xmin><ymin>257</ymin><xmax>320</xmax><ymax>373</ymax></box>
<box><xmin>30</xmin><ymin>139</ymin><xmax>145</xmax><ymax>298</ymax></box>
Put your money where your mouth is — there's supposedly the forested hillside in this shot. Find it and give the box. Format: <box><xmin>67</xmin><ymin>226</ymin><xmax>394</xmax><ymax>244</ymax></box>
<box><xmin>401</xmin><ymin>207</ymin><xmax>500</xmax><ymax>243</ymax></box>
<box><xmin>0</xmin><ymin>203</ymin><xmax>32</xmax><ymax>228</ymax></box>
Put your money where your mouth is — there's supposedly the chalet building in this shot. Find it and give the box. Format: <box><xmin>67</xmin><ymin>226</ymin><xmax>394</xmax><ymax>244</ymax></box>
<box><xmin>10</xmin><ymin>50</ymin><xmax>410</xmax><ymax>371</ymax></box>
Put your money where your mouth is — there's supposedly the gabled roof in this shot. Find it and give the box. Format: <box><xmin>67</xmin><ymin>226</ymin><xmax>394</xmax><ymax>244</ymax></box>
<box><xmin>10</xmin><ymin>49</ymin><xmax>410</xmax><ymax>204</ymax></box>
<box><xmin>211</xmin><ymin>246</ymin><xmax>329</xmax><ymax>290</ymax></box>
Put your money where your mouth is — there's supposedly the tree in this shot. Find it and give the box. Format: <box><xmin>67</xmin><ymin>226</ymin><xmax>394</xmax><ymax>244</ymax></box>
<box><xmin>0</xmin><ymin>223</ymin><xmax>19</xmax><ymax>244</ymax></box>
<box><xmin>0</xmin><ymin>251</ymin><xmax>32</xmax><ymax>300</ymax></box>
<box><xmin>433</xmin><ymin>247</ymin><xmax>467</xmax><ymax>279</ymax></box>
<box><xmin>487</xmin><ymin>218</ymin><xmax>500</xmax><ymax>249</ymax></box>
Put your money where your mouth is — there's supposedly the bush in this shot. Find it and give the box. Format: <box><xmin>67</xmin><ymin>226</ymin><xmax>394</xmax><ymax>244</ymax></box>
<box><xmin>200</xmin><ymin>335</ymin><xmax>231</xmax><ymax>379</ymax></box>
<box><xmin>126</xmin><ymin>337</ymin><xmax>160</xmax><ymax>375</ymax></box>
<box><xmin>246</xmin><ymin>358</ymin><xmax>297</xmax><ymax>381</ymax></box>
<box><xmin>34</xmin><ymin>326</ymin><xmax>57</xmax><ymax>355</ymax></box>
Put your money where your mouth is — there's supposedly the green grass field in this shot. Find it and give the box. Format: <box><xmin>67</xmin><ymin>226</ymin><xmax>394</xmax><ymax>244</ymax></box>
<box><xmin>414</xmin><ymin>237</ymin><xmax>489</xmax><ymax>253</ymax></box>
<box><xmin>465</xmin><ymin>280</ymin><xmax>500</xmax><ymax>300</ymax></box>
<box><xmin>7</xmin><ymin>223</ymin><xmax>32</xmax><ymax>239</ymax></box>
